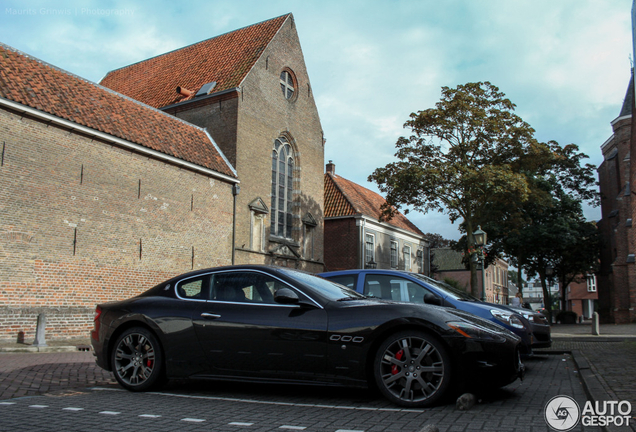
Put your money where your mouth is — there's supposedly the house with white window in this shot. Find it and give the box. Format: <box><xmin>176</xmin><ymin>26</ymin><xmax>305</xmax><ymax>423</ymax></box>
<box><xmin>564</xmin><ymin>275</ymin><xmax>598</xmax><ymax>320</ymax></box>
<box><xmin>323</xmin><ymin>162</ymin><xmax>429</xmax><ymax>273</ymax></box>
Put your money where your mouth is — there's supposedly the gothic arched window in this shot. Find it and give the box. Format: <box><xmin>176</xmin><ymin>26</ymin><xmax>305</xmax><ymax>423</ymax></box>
<box><xmin>271</xmin><ymin>137</ymin><xmax>294</xmax><ymax>239</ymax></box>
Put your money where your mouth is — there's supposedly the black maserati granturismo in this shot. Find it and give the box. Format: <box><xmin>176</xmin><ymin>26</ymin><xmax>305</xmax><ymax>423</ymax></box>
<box><xmin>91</xmin><ymin>265</ymin><xmax>524</xmax><ymax>407</ymax></box>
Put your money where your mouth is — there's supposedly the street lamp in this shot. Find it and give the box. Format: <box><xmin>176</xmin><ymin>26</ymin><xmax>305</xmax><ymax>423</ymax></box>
<box><xmin>474</xmin><ymin>226</ymin><xmax>487</xmax><ymax>301</ymax></box>
<box><xmin>473</xmin><ymin>226</ymin><xmax>487</xmax><ymax>247</ymax></box>
<box><xmin>365</xmin><ymin>259</ymin><xmax>377</xmax><ymax>269</ymax></box>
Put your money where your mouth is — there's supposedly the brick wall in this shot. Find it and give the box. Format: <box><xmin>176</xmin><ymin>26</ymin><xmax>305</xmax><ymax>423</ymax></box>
<box><xmin>0</xmin><ymin>107</ymin><xmax>235</xmax><ymax>342</ymax></box>
<box><xmin>598</xmin><ymin>114</ymin><xmax>636</xmax><ymax>323</ymax></box>
<box><xmin>171</xmin><ymin>16</ymin><xmax>325</xmax><ymax>273</ymax></box>
<box><xmin>324</xmin><ymin>219</ymin><xmax>359</xmax><ymax>271</ymax></box>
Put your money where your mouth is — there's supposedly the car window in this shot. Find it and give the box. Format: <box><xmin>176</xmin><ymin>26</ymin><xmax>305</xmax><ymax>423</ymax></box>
<box><xmin>363</xmin><ymin>274</ymin><xmax>434</xmax><ymax>303</ymax></box>
<box><xmin>325</xmin><ymin>275</ymin><xmax>356</xmax><ymax>290</ymax></box>
<box><xmin>176</xmin><ymin>276</ymin><xmax>211</xmax><ymax>300</ymax></box>
<box><xmin>211</xmin><ymin>272</ymin><xmax>286</xmax><ymax>304</ymax></box>
<box><xmin>411</xmin><ymin>274</ymin><xmax>478</xmax><ymax>301</ymax></box>
<box><xmin>278</xmin><ymin>268</ymin><xmax>364</xmax><ymax>301</ymax></box>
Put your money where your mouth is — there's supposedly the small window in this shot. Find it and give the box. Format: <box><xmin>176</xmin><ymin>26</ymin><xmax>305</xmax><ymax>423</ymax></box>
<box><xmin>365</xmin><ymin>234</ymin><xmax>375</xmax><ymax>264</ymax></box>
<box><xmin>403</xmin><ymin>245</ymin><xmax>412</xmax><ymax>271</ymax></box>
<box><xmin>587</xmin><ymin>275</ymin><xmax>597</xmax><ymax>292</ymax></box>
<box><xmin>390</xmin><ymin>241</ymin><xmax>398</xmax><ymax>268</ymax></box>
<box><xmin>280</xmin><ymin>70</ymin><xmax>296</xmax><ymax>100</ymax></box>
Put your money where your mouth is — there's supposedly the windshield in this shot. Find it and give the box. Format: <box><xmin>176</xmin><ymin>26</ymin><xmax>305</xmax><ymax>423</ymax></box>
<box><xmin>278</xmin><ymin>268</ymin><xmax>366</xmax><ymax>301</ymax></box>
<box><xmin>411</xmin><ymin>273</ymin><xmax>479</xmax><ymax>301</ymax></box>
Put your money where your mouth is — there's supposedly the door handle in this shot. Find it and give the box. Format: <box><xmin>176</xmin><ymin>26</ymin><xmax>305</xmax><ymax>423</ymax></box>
<box><xmin>201</xmin><ymin>313</ymin><xmax>221</xmax><ymax>319</ymax></box>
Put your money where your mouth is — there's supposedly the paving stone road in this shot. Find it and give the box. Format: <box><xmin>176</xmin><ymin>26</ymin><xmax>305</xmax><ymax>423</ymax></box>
<box><xmin>0</xmin><ymin>323</ymin><xmax>634</xmax><ymax>431</ymax></box>
<box><xmin>0</xmin><ymin>352</ymin><xmax>588</xmax><ymax>432</ymax></box>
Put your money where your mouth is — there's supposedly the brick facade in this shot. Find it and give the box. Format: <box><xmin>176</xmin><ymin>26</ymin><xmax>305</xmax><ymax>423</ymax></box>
<box><xmin>597</xmin><ymin>75</ymin><xmax>636</xmax><ymax>324</ymax></box>
<box><xmin>323</xmin><ymin>218</ymin><xmax>360</xmax><ymax>271</ymax></box>
<box><xmin>112</xmin><ymin>16</ymin><xmax>325</xmax><ymax>273</ymax></box>
<box><xmin>0</xmin><ymin>108</ymin><xmax>235</xmax><ymax>342</ymax></box>
<box><xmin>324</xmin><ymin>164</ymin><xmax>429</xmax><ymax>273</ymax></box>
<box><xmin>565</xmin><ymin>276</ymin><xmax>598</xmax><ymax>320</ymax></box>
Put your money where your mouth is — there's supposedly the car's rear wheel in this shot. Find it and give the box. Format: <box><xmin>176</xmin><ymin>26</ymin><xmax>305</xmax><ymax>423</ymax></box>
<box><xmin>374</xmin><ymin>330</ymin><xmax>451</xmax><ymax>407</ymax></box>
<box><xmin>111</xmin><ymin>327</ymin><xmax>163</xmax><ymax>391</ymax></box>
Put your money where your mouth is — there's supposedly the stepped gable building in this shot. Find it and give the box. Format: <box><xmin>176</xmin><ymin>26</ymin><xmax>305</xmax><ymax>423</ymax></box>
<box><xmin>597</xmin><ymin>71</ymin><xmax>636</xmax><ymax>323</ymax></box>
<box><xmin>0</xmin><ymin>43</ymin><xmax>237</xmax><ymax>341</ymax></box>
<box><xmin>324</xmin><ymin>161</ymin><xmax>429</xmax><ymax>273</ymax></box>
<box><xmin>100</xmin><ymin>14</ymin><xmax>325</xmax><ymax>271</ymax></box>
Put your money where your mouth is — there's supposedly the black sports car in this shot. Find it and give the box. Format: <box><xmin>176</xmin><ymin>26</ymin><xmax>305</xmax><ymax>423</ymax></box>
<box><xmin>91</xmin><ymin>265</ymin><xmax>524</xmax><ymax>407</ymax></box>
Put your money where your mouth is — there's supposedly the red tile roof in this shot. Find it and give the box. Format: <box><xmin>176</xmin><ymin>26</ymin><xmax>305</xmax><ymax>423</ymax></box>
<box><xmin>324</xmin><ymin>173</ymin><xmax>424</xmax><ymax>236</ymax></box>
<box><xmin>100</xmin><ymin>14</ymin><xmax>291</xmax><ymax>109</ymax></box>
<box><xmin>0</xmin><ymin>43</ymin><xmax>236</xmax><ymax>178</ymax></box>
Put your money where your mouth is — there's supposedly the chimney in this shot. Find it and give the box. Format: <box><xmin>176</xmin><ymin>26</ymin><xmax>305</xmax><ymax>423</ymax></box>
<box><xmin>326</xmin><ymin>160</ymin><xmax>335</xmax><ymax>174</ymax></box>
<box><xmin>176</xmin><ymin>86</ymin><xmax>194</xmax><ymax>97</ymax></box>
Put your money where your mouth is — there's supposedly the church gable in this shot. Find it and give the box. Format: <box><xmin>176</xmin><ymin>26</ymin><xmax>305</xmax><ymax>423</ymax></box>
<box><xmin>100</xmin><ymin>14</ymin><xmax>290</xmax><ymax>109</ymax></box>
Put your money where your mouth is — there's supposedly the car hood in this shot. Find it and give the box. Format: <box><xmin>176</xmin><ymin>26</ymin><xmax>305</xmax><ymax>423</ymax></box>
<box><xmin>333</xmin><ymin>298</ymin><xmax>519</xmax><ymax>340</ymax></box>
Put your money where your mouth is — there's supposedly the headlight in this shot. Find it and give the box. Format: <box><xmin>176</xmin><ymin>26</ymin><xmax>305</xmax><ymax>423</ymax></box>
<box><xmin>490</xmin><ymin>309</ymin><xmax>525</xmax><ymax>329</ymax></box>
<box><xmin>447</xmin><ymin>321</ymin><xmax>506</xmax><ymax>342</ymax></box>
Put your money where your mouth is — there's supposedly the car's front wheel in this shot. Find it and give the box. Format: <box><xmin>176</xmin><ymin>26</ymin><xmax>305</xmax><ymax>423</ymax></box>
<box><xmin>374</xmin><ymin>330</ymin><xmax>451</xmax><ymax>407</ymax></box>
<box><xmin>111</xmin><ymin>327</ymin><xmax>163</xmax><ymax>391</ymax></box>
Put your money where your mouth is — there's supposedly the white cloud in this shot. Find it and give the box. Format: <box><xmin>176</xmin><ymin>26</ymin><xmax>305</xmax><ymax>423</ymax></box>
<box><xmin>0</xmin><ymin>0</ymin><xmax>629</xmax><ymax>239</ymax></box>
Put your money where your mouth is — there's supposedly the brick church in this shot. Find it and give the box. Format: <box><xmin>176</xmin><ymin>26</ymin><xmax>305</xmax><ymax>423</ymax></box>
<box><xmin>597</xmin><ymin>70</ymin><xmax>636</xmax><ymax>324</ymax></box>
<box><xmin>0</xmin><ymin>14</ymin><xmax>325</xmax><ymax>341</ymax></box>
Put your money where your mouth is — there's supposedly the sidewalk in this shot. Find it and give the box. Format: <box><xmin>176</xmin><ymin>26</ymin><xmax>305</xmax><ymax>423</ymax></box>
<box><xmin>0</xmin><ymin>338</ymin><xmax>91</xmax><ymax>353</ymax></box>
<box><xmin>536</xmin><ymin>323</ymin><xmax>636</xmax><ymax>432</ymax></box>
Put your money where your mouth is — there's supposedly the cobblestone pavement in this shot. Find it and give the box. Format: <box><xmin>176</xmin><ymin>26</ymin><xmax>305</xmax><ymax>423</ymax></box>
<box><xmin>0</xmin><ymin>353</ymin><xmax>590</xmax><ymax>432</ymax></box>
<box><xmin>0</xmin><ymin>323</ymin><xmax>634</xmax><ymax>431</ymax></box>
<box><xmin>0</xmin><ymin>351</ymin><xmax>115</xmax><ymax>400</ymax></box>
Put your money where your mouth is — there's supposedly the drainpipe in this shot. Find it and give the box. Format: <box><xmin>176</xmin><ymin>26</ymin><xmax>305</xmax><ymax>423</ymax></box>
<box><xmin>357</xmin><ymin>218</ymin><xmax>365</xmax><ymax>268</ymax></box>
<box><xmin>232</xmin><ymin>184</ymin><xmax>240</xmax><ymax>265</ymax></box>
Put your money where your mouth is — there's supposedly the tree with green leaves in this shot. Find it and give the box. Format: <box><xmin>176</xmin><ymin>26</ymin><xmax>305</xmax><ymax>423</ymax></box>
<box><xmin>481</xmin><ymin>140</ymin><xmax>599</xmax><ymax>319</ymax></box>
<box><xmin>370</xmin><ymin>82</ymin><xmax>542</xmax><ymax>296</ymax></box>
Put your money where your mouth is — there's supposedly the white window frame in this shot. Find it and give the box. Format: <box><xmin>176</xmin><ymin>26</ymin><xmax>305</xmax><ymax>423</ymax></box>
<box><xmin>365</xmin><ymin>233</ymin><xmax>375</xmax><ymax>264</ymax></box>
<box><xmin>280</xmin><ymin>70</ymin><xmax>295</xmax><ymax>100</ymax></box>
<box><xmin>390</xmin><ymin>241</ymin><xmax>398</xmax><ymax>269</ymax></box>
<box><xmin>403</xmin><ymin>244</ymin><xmax>411</xmax><ymax>271</ymax></box>
<box><xmin>587</xmin><ymin>275</ymin><xmax>597</xmax><ymax>292</ymax></box>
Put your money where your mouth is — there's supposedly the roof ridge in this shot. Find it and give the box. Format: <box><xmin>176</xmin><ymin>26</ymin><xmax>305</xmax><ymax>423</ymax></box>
<box><xmin>101</xmin><ymin>13</ymin><xmax>292</xmax><ymax>79</ymax></box>
<box><xmin>0</xmin><ymin>42</ymin><xmax>213</xmax><ymax>135</ymax></box>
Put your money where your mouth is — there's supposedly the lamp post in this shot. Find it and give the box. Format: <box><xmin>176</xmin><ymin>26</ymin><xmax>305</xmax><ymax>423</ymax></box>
<box><xmin>474</xmin><ymin>226</ymin><xmax>487</xmax><ymax>301</ymax></box>
<box><xmin>545</xmin><ymin>265</ymin><xmax>554</xmax><ymax>323</ymax></box>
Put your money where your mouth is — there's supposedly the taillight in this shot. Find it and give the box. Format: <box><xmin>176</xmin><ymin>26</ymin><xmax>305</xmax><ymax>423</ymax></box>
<box><xmin>91</xmin><ymin>306</ymin><xmax>101</xmax><ymax>340</ymax></box>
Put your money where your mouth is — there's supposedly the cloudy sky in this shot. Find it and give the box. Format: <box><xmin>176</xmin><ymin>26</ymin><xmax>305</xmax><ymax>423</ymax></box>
<box><xmin>1</xmin><ymin>0</ymin><xmax>632</xmax><ymax>240</ymax></box>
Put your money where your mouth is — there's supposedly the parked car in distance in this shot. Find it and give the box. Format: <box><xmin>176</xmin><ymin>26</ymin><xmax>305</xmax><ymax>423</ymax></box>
<box><xmin>92</xmin><ymin>265</ymin><xmax>524</xmax><ymax>408</ymax></box>
<box><xmin>501</xmin><ymin>305</ymin><xmax>552</xmax><ymax>349</ymax></box>
<box><xmin>319</xmin><ymin>269</ymin><xmax>534</xmax><ymax>355</ymax></box>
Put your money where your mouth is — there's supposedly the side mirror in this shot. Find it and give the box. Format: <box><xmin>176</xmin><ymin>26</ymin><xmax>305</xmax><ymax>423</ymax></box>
<box><xmin>274</xmin><ymin>288</ymin><xmax>299</xmax><ymax>305</ymax></box>
<box><xmin>424</xmin><ymin>293</ymin><xmax>442</xmax><ymax>306</ymax></box>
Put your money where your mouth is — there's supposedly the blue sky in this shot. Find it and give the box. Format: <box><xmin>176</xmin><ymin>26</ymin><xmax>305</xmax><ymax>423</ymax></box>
<box><xmin>1</xmin><ymin>0</ymin><xmax>632</xmax><ymax>240</ymax></box>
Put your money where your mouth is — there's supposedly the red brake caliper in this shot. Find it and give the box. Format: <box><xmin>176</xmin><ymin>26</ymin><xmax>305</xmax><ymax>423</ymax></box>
<box><xmin>392</xmin><ymin>349</ymin><xmax>404</xmax><ymax>375</ymax></box>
